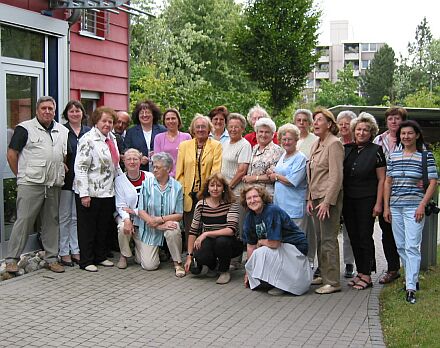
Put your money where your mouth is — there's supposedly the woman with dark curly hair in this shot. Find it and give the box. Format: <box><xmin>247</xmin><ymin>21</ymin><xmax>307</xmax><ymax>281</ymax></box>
<box><xmin>242</xmin><ymin>186</ymin><xmax>311</xmax><ymax>296</ymax></box>
<box><xmin>184</xmin><ymin>173</ymin><xmax>242</xmax><ymax>284</ymax></box>
<box><xmin>124</xmin><ymin>100</ymin><xmax>166</xmax><ymax>171</ymax></box>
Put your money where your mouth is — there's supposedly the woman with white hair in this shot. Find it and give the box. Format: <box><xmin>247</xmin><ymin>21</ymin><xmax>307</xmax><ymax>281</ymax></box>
<box><xmin>337</xmin><ymin>110</ymin><xmax>357</xmax><ymax>145</ymax></box>
<box><xmin>294</xmin><ymin>109</ymin><xmax>317</xmax><ymax>159</ymax></box>
<box><xmin>267</xmin><ymin>124</ymin><xmax>308</xmax><ymax>231</ymax></box>
<box><xmin>244</xmin><ymin>105</ymin><xmax>278</xmax><ymax>147</ymax></box>
<box><xmin>242</xmin><ymin>118</ymin><xmax>283</xmax><ymax>196</ymax></box>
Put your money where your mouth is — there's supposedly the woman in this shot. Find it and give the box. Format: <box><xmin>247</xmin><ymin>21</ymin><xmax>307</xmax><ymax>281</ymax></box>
<box><xmin>343</xmin><ymin>113</ymin><xmax>386</xmax><ymax>290</ymax></box>
<box><xmin>337</xmin><ymin>110</ymin><xmax>357</xmax><ymax>145</ymax></box>
<box><xmin>294</xmin><ymin>109</ymin><xmax>317</xmax><ymax>158</ymax></box>
<box><xmin>242</xmin><ymin>118</ymin><xmax>283</xmax><ymax>197</ymax></box>
<box><xmin>242</xmin><ymin>186</ymin><xmax>311</xmax><ymax>296</ymax></box>
<box><xmin>74</xmin><ymin>106</ymin><xmax>121</xmax><ymax>272</ymax></box>
<box><xmin>267</xmin><ymin>124</ymin><xmax>307</xmax><ymax>231</ymax></box>
<box><xmin>244</xmin><ymin>105</ymin><xmax>278</xmax><ymax>147</ymax></box>
<box><xmin>306</xmin><ymin>108</ymin><xmax>344</xmax><ymax>294</ymax></box>
<box><xmin>153</xmin><ymin>108</ymin><xmax>191</xmax><ymax>177</ymax></box>
<box><xmin>114</xmin><ymin>148</ymin><xmax>150</xmax><ymax>270</ymax></box>
<box><xmin>384</xmin><ymin>121</ymin><xmax>438</xmax><ymax>304</ymax></box>
<box><xmin>337</xmin><ymin>110</ymin><xmax>357</xmax><ymax>278</ymax></box>
<box><xmin>176</xmin><ymin>114</ymin><xmax>222</xmax><ymax>247</ymax></box>
<box><xmin>221</xmin><ymin>113</ymin><xmax>252</xmax><ymax>269</ymax></box>
<box><xmin>374</xmin><ymin>107</ymin><xmax>406</xmax><ymax>284</ymax></box>
<box><xmin>124</xmin><ymin>100</ymin><xmax>166</xmax><ymax>171</ymax></box>
<box><xmin>59</xmin><ymin>100</ymin><xmax>90</xmax><ymax>267</ymax></box>
<box><xmin>184</xmin><ymin>173</ymin><xmax>242</xmax><ymax>284</ymax></box>
<box><xmin>294</xmin><ymin>109</ymin><xmax>317</xmax><ymax>266</ymax></box>
<box><xmin>208</xmin><ymin>105</ymin><xmax>230</xmax><ymax>144</ymax></box>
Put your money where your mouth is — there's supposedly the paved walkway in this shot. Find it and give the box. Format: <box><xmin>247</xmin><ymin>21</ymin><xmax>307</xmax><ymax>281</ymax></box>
<box><xmin>0</xmin><ymin>224</ymin><xmax>387</xmax><ymax>348</ymax></box>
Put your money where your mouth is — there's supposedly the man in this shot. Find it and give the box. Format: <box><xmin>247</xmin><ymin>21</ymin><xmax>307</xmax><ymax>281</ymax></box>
<box><xmin>114</xmin><ymin>111</ymin><xmax>131</xmax><ymax>139</ymax></box>
<box><xmin>5</xmin><ymin>96</ymin><xmax>69</xmax><ymax>273</ymax></box>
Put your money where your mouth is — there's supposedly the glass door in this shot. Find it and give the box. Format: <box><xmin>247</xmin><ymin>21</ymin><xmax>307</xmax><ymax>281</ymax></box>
<box><xmin>0</xmin><ymin>64</ymin><xmax>44</xmax><ymax>259</ymax></box>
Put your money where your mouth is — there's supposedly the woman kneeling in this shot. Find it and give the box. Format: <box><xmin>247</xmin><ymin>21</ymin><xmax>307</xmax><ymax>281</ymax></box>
<box><xmin>242</xmin><ymin>186</ymin><xmax>312</xmax><ymax>296</ymax></box>
<box><xmin>184</xmin><ymin>173</ymin><xmax>242</xmax><ymax>284</ymax></box>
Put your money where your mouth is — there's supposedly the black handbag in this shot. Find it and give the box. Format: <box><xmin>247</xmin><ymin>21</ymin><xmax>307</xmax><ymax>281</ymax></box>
<box><xmin>422</xmin><ymin>151</ymin><xmax>439</xmax><ymax>216</ymax></box>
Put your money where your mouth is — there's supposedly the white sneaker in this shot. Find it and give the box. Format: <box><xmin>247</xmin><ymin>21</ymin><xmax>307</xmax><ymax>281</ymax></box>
<box><xmin>216</xmin><ymin>272</ymin><xmax>231</xmax><ymax>284</ymax></box>
<box><xmin>84</xmin><ymin>265</ymin><xmax>98</xmax><ymax>272</ymax></box>
<box><xmin>99</xmin><ymin>260</ymin><xmax>114</xmax><ymax>267</ymax></box>
<box><xmin>268</xmin><ymin>287</ymin><xmax>285</xmax><ymax>296</ymax></box>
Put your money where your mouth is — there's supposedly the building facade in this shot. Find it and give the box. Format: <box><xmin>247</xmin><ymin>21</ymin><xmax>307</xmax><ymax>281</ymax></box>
<box><xmin>305</xmin><ymin>20</ymin><xmax>385</xmax><ymax>101</ymax></box>
<box><xmin>0</xmin><ymin>1</ymin><xmax>130</xmax><ymax>259</ymax></box>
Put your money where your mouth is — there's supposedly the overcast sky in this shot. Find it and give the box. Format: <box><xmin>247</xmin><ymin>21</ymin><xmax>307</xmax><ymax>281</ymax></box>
<box><xmin>316</xmin><ymin>0</ymin><xmax>440</xmax><ymax>56</ymax></box>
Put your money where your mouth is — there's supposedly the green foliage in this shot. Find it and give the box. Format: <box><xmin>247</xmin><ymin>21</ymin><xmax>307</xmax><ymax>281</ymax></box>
<box><xmin>381</xmin><ymin>247</ymin><xmax>440</xmax><ymax>348</ymax></box>
<box><xmin>315</xmin><ymin>64</ymin><xmax>365</xmax><ymax>108</ymax></box>
<box><xmin>403</xmin><ymin>87</ymin><xmax>440</xmax><ymax>108</ymax></box>
<box><xmin>235</xmin><ymin>0</ymin><xmax>320</xmax><ymax>115</ymax></box>
<box><xmin>362</xmin><ymin>44</ymin><xmax>396</xmax><ymax>105</ymax></box>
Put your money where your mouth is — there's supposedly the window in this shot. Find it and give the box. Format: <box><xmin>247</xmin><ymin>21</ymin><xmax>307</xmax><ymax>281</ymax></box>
<box><xmin>80</xmin><ymin>10</ymin><xmax>108</xmax><ymax>39</ymax></box>
<box><xmin>370</xmin><ymin>43</ymin><xmax>377</xmax><ymax>52</ymax></box>
<box><xmin>361</xmin><ymin>43</ymin><xmax>369</xmax><ymax>52</ymax></box>
<box><xmin>0</xmin><ymin>25</ymin><xmax>44</xmax><ymax>62</ymax></box>
<box><xmin>362</xmin><ymin>60</ymin><xmax>370</xmax><ymax>69</ymax></box>
<box><xmin>361</xmin><ymin>43</ymin><xmax>378</xmax><ymax>52</ymax></box>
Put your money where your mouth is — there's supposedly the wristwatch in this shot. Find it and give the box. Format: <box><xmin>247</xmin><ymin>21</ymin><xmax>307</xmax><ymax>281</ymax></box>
<box><xmin>186</xmin><ymin>252</ymin><xmax>193</xmax><ymax>256</ymax></box>
<box><xmin>275</xmin><ymin>175</ymin><xmax>279</xmax><ymax>181</ymax></box>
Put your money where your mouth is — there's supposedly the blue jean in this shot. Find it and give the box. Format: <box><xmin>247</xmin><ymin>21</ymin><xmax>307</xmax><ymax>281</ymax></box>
<box><xmin>390</xmin><ymin>206</ymin><xmax>424</xmax><ymax>291</ymax></box>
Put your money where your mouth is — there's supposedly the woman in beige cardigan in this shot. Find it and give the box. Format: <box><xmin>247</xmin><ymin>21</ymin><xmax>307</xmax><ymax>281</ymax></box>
<box><xmin>306</xmin><ymin>108</ymin><xmax>344</xmax><ymax>294</ymax></box>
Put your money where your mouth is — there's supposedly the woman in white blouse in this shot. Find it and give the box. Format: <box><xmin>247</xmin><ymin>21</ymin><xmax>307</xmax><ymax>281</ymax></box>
<box><xmin>74</xmin><ymin>106</ymin><xmax>121</xmax><ymax>272</ymax></box>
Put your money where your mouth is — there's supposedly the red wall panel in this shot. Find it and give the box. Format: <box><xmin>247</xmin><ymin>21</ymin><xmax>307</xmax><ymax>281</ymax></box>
<box><xmin>71</xmin><ymin>71</ymin><xmax>128</xmax><ymax>94</ymax></box>
<box><xmin>70</xmin><ymin>51</ymin><xmax>128</xmax><ymax>78</ymax></box>
<box><xmin>70</xmin><ymin>34</ymin><xmax>128</xmax><ymax>61</ymax></box>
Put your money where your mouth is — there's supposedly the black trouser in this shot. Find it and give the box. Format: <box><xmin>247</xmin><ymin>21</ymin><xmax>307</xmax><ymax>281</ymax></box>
<box><xmin>194</xmin><ymin>236</ymin><xmax>242</xmax><ymax>272</ymax></box>
<box><xmin>343</xmin><ymin>196</ymin><xmax>376</xmax><ymax>275</ymax></box>
<box><xmin>378</xmin><ymin>214</ymin><xmax>400</xmax><ymax>272</ymax></box>
<box><xmin>75</xmin><ymin>195</ymin><xmax>115</xmax><ymax>268</ymax></box>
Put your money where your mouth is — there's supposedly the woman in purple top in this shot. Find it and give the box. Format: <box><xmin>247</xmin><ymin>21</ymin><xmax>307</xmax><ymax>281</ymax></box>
<box><xmin>154</xmin><ymin>108</ymin><xmax>191</xmax><ymax>177</ymax></box>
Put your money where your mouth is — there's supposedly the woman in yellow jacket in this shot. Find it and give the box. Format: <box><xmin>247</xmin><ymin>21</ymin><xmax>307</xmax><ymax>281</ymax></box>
<box><xmin>176</xmin><ymin>114</ymin><xmax>222</xmax><ymax>248</ymax></box>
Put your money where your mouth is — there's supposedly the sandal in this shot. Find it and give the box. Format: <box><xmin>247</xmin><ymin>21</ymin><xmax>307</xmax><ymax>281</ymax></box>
<box><xmin>379</xmin><ymin>271</ymin><xmax>400</xmax><ymax>284</ymax></box>
<box><xmin>348</xmin><ymin>274</ymin><xmax>361</xmax><ymax>287</ymax></box>
<box><xmin>175</xmin><ymin>265</ymin><xmax>186</xmax><ymax>278</ymax></box>
<box><xmin>353</xmin><ymin>276</ymin><xmax>373</xmax><ymax>290</ymax></box>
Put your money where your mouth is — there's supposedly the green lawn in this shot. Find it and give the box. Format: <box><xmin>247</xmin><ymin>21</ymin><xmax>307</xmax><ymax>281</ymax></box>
<box><xmin>380</xmin><ymin>247</ymin><xmax>440</xmax><ymax>348</ymax></box>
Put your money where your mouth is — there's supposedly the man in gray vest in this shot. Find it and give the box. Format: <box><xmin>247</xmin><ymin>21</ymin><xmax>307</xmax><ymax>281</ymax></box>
<box><xmin>5</xmin><ymin>96</ymin><xmax>69</xmax><ymax>273</ymax></box>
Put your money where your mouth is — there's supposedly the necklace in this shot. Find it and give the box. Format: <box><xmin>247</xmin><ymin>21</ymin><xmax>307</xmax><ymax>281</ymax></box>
<box><xmin>401</xmin><ymin>151</ymin><xmax>416</xmax><ymax>177</ymax></box>
<box><xmin>127</xmin><ymin>172</ymin><xmax>141</xmax><ymax>181</ymax></box>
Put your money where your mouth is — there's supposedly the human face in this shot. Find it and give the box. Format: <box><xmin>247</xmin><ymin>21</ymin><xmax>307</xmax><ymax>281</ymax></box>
<box><xmin>152</xmin><ymin>161</ymin><xmax>169</xmax><ymax>180</ymax></box>
<box><xmin>256</xmin><ymin>125</ymin><xmax>273</xmax><ymax>147</ymax></box>
<box><xmin>123</xmin><ymin>152</ymin><xmax>141</xmax><ymax>172</ymax></box>
<box><xmin>212</xmin><ymin>114</ymin><xmax>226</xmax><ymax>133</ymax></box>
<box><xmin>96</xmin><ymin>112</ymin><xmax>114</xmax><ymax>136</ymax></box>
<box><xmin>295</xmin><ymin>113</ymin><xmax>310</xmax><ymax>134</ymax></box>
<box><xmin>249</xmin><ymin>112</ymin><xmax>264</xmax><ymax>128</ymax></box>
<box><xmin>114</xmin><ymin>113</ymin><xmax>130</xmax><ymax>134</ymax></box>
<box><xmin>280</xmin><ymin>132</ymin><xmax>297</xmax><ymax>154</ymax></box>
<box><xmin>164</xmin><ymin>112</ymin><xmax>179</xmax><ymax>131</ymax></box>
<box><xmin>245</xmin><ymin>189</ymin><xmax>264</xmax><ymax>214</ymax></box>
<box><xmin>208</xmin><ymin>179</ymin><xmax>224</xmax><ymax>199</ymax></box>
<box><xmin>67</xmin><ymin>105</ymin><xmax>83</xmax><ymax>126</ymax></box>
<box><xmin>399</xmin><ymin>126</ymin><xmax>419</xmax><ymax>149</ymax></box>
<box><xmin>337</xmin><ymin>117</ymin><xmax>351</xmax><ymax>138</ymax></box>
<box><xmin>227</xmin><ymin>119</ymin><xmax>244</xmax><ymax>141</ymax></box>
<box><xmin>138</xmin><ymin>108</ymin><xmax>153</xmax><ymax>127</ymax></box>
<box><xmin>36</xmin><ymin>101</ymin><xmax>56</xmax><ymax>127</ymax></box>
<box><xmin>386</xmin><ymin>114</ymin><xmax>403</xmax><ymax>134</ymax></box>
<box><xmin>193</xmin><ymin>118</ymin><xmax>209</xmax><ymax>142</ymax></box>
<box><xmin>313</xmin><ymin>113</ymin><xmax>331</xmax><ymax>139</ymax></box>
<box><xmin>354</xmin><ymin>122</ymin><xmax>372</xmax><ymax>145</ymax></box>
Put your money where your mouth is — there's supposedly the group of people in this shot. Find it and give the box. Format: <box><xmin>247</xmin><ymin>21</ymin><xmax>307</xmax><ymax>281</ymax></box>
<box><xmin>4</xmin><ymin>96</ymin><xmax>438</xmax><ymax>303</ymax></box>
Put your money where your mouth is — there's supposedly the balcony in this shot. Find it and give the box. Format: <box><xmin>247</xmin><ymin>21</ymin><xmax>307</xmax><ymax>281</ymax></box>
<box><xmin>315</xmin><ymin>71</ymin><xmax>330</xmax><ymax>79</ymax></box>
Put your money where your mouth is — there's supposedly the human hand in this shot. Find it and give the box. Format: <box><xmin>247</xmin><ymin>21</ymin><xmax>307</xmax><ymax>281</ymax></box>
<box><xmin>372</xmin><ymin>203</ymin><xmax>383</xmax><ymax>217</ymax></box>
<box><xmin>157</xmin><ymin>221</ymin><xmax>179</xmax><ymax>231</ymax></box>
<box><xmin>141</xmin><ymin>156</ymin><xmax>149</xmax><ymax>165</ymax></box>
<box><xmin>194</xmin><ymin>233</ymin><xmax>206</xmax><ymax>250</ymax></box>
<box><xmin>383</xmin><ymin>208</ymin><xmax>391</xmax><ymax>223</ymax></box>
<box><xmin>184</xmin><ymin>256</ymin><xmax>192</xmax><ymax>273</ymax></box>
<box><xmin>306</xmin><ymin>201</ymin><xmax>314</xmax><ymax>216</ymax></box>
<box><xmin>415</xmin><ymin>204</ymin><xmax>425</xmax><ymax>223</ymax></box>
<box><xmin>244</xmin><ymin>273</ymin><xmax>249</xmax><ymax>288</ymax></box>
<box><xmin>123</xmin><ymin>219</ymin><xmax>134</xmax><ymax>235</ymax></box>
<box><xmin>316</xmin><ymin>202</ymin><xmax>330</xmax><ymax>221</ymax></box>
<box><xmin>81</xmin><ymin>196</ymin><xmax>91</xmax><ymax>208</ymax></box>
<box><xmin>123</xmin><ymin>207</ymin><xmax>135</xmax><ymax>215</ymax></box>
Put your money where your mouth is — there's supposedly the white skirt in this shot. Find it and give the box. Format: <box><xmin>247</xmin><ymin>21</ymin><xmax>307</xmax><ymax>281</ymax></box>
<box><xmin>245</xmin><ymin>243</ymin><xmax>313</xmax><ymax>295</ymax></box>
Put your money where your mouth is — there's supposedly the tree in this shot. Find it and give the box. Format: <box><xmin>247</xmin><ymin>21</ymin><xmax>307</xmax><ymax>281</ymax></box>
<box><xmin>403</xmin><ymin>87</ymin><xmax>440</xmax><ymax>108</ymax></box>
<box><xmin>235</xmin><ymin>0</ymin><xmax>320</xmax><ymax>115</ymax></box>
<box><xmin>362</xmin><ymin>44</ymin><xmax>396</xmax><ymax>105</ymax></box>
<box><xmin>316</xmin><ymin>64</ymin><xmax>365</xmax><ymax>108</ymax></box>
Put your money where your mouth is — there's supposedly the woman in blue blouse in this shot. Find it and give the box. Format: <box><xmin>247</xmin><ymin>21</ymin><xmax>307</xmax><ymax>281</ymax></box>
<box><xmin>384</xmin><ymin>120</ymin><xmax>438</xmax><ymax>304</ymax></box>
<box><xmin>124</xmin><ymin>100</ymin><xmax>166</xmax><ymax>171</ymax></box>
<box><xmin>242</xmin><ymin>186</ymin><xmax>312</xmax><ymax>296</ymax></box>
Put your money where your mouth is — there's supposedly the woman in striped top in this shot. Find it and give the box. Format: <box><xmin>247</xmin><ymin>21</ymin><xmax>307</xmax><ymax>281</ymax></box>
<box><xmin>185</xmin><ymin>173</ymin><xmax>242</xmax><ymax>284</ymax></box>
<box><xmin>384</xmin><ymin>121</ymin><xmax>438</xmax><ymax>304</ymax></box>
